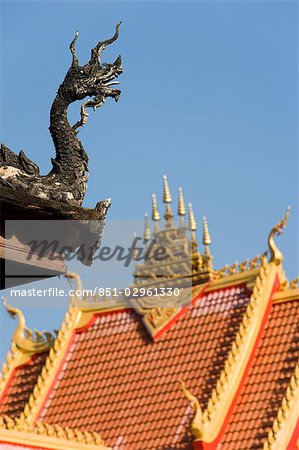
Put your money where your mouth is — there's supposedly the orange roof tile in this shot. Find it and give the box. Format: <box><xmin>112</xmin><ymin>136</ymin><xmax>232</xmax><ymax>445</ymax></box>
<box><xmin>0</xmin><ymin>352</ymin><xmax>49</xmax><ymax>418</ymax></box>
<box><xmin>220</xmin><ymin>298</ymin><xmax>299</xmax><ymax>449</ymax></box>
<box><xmin>37</xmin><ymin>284</ymin><xmax>251</xmax><ymax>450</ymax></box>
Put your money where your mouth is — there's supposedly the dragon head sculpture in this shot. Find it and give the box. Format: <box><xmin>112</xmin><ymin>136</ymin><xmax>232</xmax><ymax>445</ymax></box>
<box><xmin>59</xmin><ymin>22</ymin><xmax>123</xmax><ymax>130</ymax></box>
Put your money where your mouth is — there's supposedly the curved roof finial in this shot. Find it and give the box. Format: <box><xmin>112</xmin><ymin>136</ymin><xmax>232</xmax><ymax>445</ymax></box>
<box><xmin>268</xmin><ymin>207</ymin><xmax>290</xmax><ymax>265</ymax></box>
<box><xmin>179</xmin><ymin>379</ymin><xmax>203</xmax><ymax>440</ymax></box>
<box><xmin>2</xmin><ymin>298</ymin><xmax>53</xmax><ymax>352</ymax></box>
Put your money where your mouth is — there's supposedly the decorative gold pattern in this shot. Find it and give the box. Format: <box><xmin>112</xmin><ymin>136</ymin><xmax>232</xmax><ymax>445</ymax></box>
<box><xmin>263</xmin><ymin>361</ymin><xmax>299</xmax><ymax>450</ymax></box>
<box><xmin>188</xmin><ymin>203</ymin><xmax>197</xmax><ymax>231</ymax></box>
<box><xmin>202</xmin><ymin>216</ymin><xmax>211</xmax><ymax>246</ymax></box>
<box><xmin>214</xmin><ymin>256</ymin><xmax>264</xmax><ymax>280</ymax></box>
<box><xmin>2</xmin><ymin>299</ymin><xmax>54</xmax><ymax>353</ymax></box>
<box><xmin>290</xmin><ymin>277</ymin><xmax>299</xmax><ymax>289</ymax></box>
<box><xmin>0</xmin><ymin>300</ymin><xmax>55</xmax><ymax>403</ymax></box>
<box><xmin>151</xmin><ymin>193</ymin><xmax>160</xmax><ymax>222</ymax></box>
<box><xmin>0</xmin><ymin>415</ymin><xmax>109</xmax><ymax>449</ymax></box>
<box><xmin>180</xmin><ymin>379</ymin><xmax>203</xmax><ymax>440</ymax></box>
<box><xmin>163</xmin><ymin>175</ymin><xmax>173</xmax><ymax>223</ymax></box>
<box><xmin>19</xmin><ymin>303</ymin><xmax>83</xmax><ymax>424</ymax></box>
<box><xmin>182</xmin><ymin>257</ymin><xmax>283</xmax><ymax>443</ymax></box>
<box><xmin>178</xmin><ymin>187</ymin><xmax>186</xmax><ymax>216</ymax></box>
<box><xmin>147</xmin><ymin>307</ymin><xmax>179</xmax><ymax>329</ymax></box>
<box><xmin>163</xmin><ymin>174</ymin><xmax>172</xmax><ymax>204</ymax></box>
<box><xmin>268</xmin><ymin>207</ymin><xmax>290</xmax><ymax>265</ymax></box>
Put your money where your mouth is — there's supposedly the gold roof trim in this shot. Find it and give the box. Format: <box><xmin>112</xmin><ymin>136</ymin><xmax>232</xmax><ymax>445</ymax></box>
<box><xmin>2</xmin><ymin>299</ymin><xmax>55</xmax><ymax>354</ymax></box>
<box><xmin>272</xmin><ymin>284</ymin><xmax>299</xmax><ymax>304</ymax></box>
<box><xmin>0</xmin><ymin>342</ymin><xmax>23</xmax><ymax>403</ymax></box>
<box><xmin>181</xmin><ymin>257</ymin><xmax>283</xmax><ymax>443</ymax></box>
<box><xmin>180</xmin><ymin>379</ymin><xmax>203</xmax><ymax>440</ymax></box>
<box><xmin>268</xmin><ymin>207</ymin><xmax>290</xmax><ymax>265</ymax></box>
<box><xmin>0</xmin><ymin>415</ymin><xmax>110</xmax><ymax>450</ymax></box>
<box><xmin>207</xmin><ymin>255</ymin><xmax>264</xmax><ymax>291</ymax></box>
<box><xmin>0</xmin><ymin>300</ymin><xmax>55</xmax><ymax>401</ymax></box>
<box><xmin>18</xmin><ymin>272</ymin><xmax>125</xmax><ymax>426</ymax></box>
<box><xmin>263</xmin><ymin>361</ymin><xmax>299</xmax><ymax>450</ymax></box>
<box><xmin>67</xmin><ymin>272</ymin><xmax>126</xmax><ymax>313</ymax></box>
<box><xmin>19</xmin><ymin>302</ymin><xmax>83</xmax><ymax>424</ymax></box>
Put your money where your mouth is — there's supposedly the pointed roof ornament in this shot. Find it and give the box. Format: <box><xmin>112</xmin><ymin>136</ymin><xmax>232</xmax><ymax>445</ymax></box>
<box><xmin>203</xmin><ymin>216</ymin><xmax>212</xmax><ymax>246</ymax></box>
<box><xmin>178</xmin><ymin>187</ymin><xmax>186</xmax><ymax>216</ymax></box>
<box><xmin>163</xmin><ymin>175</ymin><xmax>173</xmax><ymax>224</ymax></box>
<box><xmin>151</xmin><ymin>193</ymin><xmax>160</xmax><ymax>221</ymax></box>
<box><xmin>144</xmin><ymin>213</ymin><xmax>151</xmax><ymax>241</ymax></box>
<box><xmin>268</xmin><ymin>206</ymin><xmax>290</xmax><ymax>265</ymax></box>
<box><xmin>2</xmin><ymin>298</ymin><xmax>53</xmax><ymax>352</ymax></box>
<box><xmin>163</xmin><ymin>174</ymin><xmax>172</xmax><ymax>204</ymax></box>
<box><xmin>188</xmin><ymin>203</ymin><xmax>197</xmax><ymax>232</ymax></box>
<box><xmin>202</xmin><ymin>216</ymin><xmax>213</xmax><ymax>271</ymax></box>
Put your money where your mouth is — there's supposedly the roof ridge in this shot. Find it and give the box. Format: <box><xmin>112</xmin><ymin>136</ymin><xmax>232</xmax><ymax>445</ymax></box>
<box><xmin>263</xmin><ymin>360</ymin><xmax>299</xmax><ymax>450</ymax></box>
<box><xmin>19</xmin><ymin>304</ymin><xmax>82</xmax><ymax>424</ymax></box>
<box><xmin>181</xmin><ymin>256</ymin><xmax>283</xmax><ymax>446</ymax></box>
<box><xmin>0</xmin><ymin>301</ymin><xmax>54</xmax><ymax>403</ymax></box>
<box><xmin>0</xmin><ymin>414</ymin><xmax>110</xmax><ymax>449</ymax></box>
<box><xmin>2</xmin><ymin>299</ymin><xmax>55</xmax><ymax>354</ymax></box>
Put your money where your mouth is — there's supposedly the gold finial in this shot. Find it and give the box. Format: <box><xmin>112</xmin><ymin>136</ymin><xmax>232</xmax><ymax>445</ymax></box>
<box><xmin>163</xmin><ymin>175</ymin><xmax>173</xmax><ymax>224</ymax></box>
<box><xmin>203</xmin><ymin>216</ymin><xmax>212</xmax><ymax>245</ymax></box>
<box><xmin>2</xmin><ymin>298</ymin><xmax>53</xmax><ymax>352</ymax></box>
<box><xmin>179</xmin><ymin>379</ymin><xmax>203</xmax><ymax>440</ymax></box>
<box><xmin>178</xmin><ymin>187</ymin><xmax>186</xmax><ymax>216</ymax></box>
<box><xmin>144</xmin><ymin>213</ymin><xmax>151</xmax><ymax>241</ymax></box>
<box><xmin>268</xmin><ymin>207</ymin><xmax>290</xmax><ymax>265</ymax></box>
<box><xmin>163</xmin><ymin>174</ymin><xmax>172</xmax><ymax>203</ymax></box>
<box><xmin>202</xmin><ymin>216</ymin><xmax>213</xmax><ymax>271</ymax></box>
<box><xmin>151</xmin><ymin>193</ymin><xmax>160</xmax><ymax>221</ymax></box>
<box><xmin>188</xmin><ymin>203</ymin><xmax>197</xmax><ymax>231</ymax></box>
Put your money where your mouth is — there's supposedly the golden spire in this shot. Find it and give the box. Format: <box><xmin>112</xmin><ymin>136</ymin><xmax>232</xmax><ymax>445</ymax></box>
<box><xmin>144</xmin><ymin>213</ymin><xmax>151</xmax><ymax>241</ymax></box>
<box><xmin>163</xmin><ymin>174</ymin><xmax>172</xmax><ymax>203</ymax></box>
<box><xmin>178</xmin><ymin>187</ymin><xmax>186</xmax><ymax>229</ymax></box>
<box><xmin>188</xmin><ymin>203</ymin><xmax>197</xmax><ymax>231</ymax></box>
<box><xmin>178</xmin><ymin>187</ymin><xmax>186</xmax><ymax>216</ymax></box>
<box><xmin>152</xmin><ymin>193</ymin><xmax>160</xmax><ymax>221</ymax></box>
<box><xmin>202</xmin><ymin>216</ymin><xmax>213</xmax><ymax>270</ymax></box>
<box><xmin>163</xmin><ymin>175</ymin><xmax>173</xmax><ymax>225</ymax></box>
<box><xmin>203</xmin><ymin>216</ymin><xmax>212</xmax><ymax>245</ymax></box>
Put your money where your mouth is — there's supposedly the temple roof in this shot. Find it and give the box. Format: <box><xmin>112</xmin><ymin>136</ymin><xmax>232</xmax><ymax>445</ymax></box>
<box><xmin>221</xmin><ymin>293</ymin><xmax>299</xmax><ymax>449</ymax></box>
<box><xmin>0</xmin><ymin>178</ymin><xmax>298</xmax><ymax>450</ymax></box>
<box><xmin>37</xmin><ymin>283</ymin><xmax>251</xmax><ymax>449</ymax></box>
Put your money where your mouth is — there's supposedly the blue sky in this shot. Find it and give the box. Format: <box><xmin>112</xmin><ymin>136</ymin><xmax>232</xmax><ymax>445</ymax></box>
<box><xmin>0</xmin><ymin>1</ymin><xmax>298</xmax><ymax>360</ymax></box>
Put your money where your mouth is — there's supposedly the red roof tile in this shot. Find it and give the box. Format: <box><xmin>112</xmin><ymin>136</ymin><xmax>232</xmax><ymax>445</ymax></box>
<box><xmin>220</xmin><ymin>298</ymin><xmax>299</xmax><ymax>449</ymax></box>
<box><xmin>38</xmin><ymin>284</ymin><xmax>250</xmax><ymax>450</ymax></box>
<box><xmin>0</xmin><ymin>352</ymin><xmax>49</xmax><ymax>418</ymax></box>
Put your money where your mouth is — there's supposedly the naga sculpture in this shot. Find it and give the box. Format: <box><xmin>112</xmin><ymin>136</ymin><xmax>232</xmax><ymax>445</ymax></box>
<box><xmin>0</xmin><ymin>23</ymin><xmax>122</xmax><ymax>206</ymax></box>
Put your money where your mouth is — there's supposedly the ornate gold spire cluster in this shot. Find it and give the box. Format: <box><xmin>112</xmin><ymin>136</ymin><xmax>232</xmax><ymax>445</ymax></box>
<box><xmin>141</xmin><ymin>175</ymin><xmax>214</xmax><ymax>275</ymax></box>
